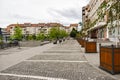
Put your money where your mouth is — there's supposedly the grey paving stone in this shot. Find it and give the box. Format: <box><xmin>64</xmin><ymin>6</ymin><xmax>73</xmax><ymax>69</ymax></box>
<box><xmin>48</xmin><ymin>46</ymin><xmax>81</xmax><ymax>50</ymax></box>
<box><xmin>0</xmin><ymin>40</ymin><xmax>116</xmax><ymax>80</ymax></box>
<box><xmin>43</xmin><ymin>50</ymin><xmax>82</xmax><ymax>54</ymax></box>
<box><xmin>0</xmin><ymin>75</ymin><xmax>44</xmax><ymax>80</ymax></box>
<box><xmin>28</xmin><ymin>54</ymin><xmax>86</xmax><ymax>61</ymax></box>
<box><xmin>1</xmin><ymin>62</ymin><xmax>115</xmax><ymax>80</ymax></box>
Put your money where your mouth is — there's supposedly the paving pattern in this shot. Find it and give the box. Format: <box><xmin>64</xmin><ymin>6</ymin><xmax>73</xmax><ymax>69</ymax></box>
<box><xmin>28</xmin><ymin>54</ymin><xmax>86</xmax><ymax>61</ymax></box>
<box><xmin>0</xmin><ymin>75</ymin><xmax>44</xmax><ymax>80</ymax></box>
<box><xmin>0</xmin><ymin>40</ymin><xmax>116</xmax><ymax>80</ymax></box>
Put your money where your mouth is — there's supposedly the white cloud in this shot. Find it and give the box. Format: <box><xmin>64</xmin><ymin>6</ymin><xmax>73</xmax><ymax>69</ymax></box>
<box><xmin>0</xmin><ymin>0</ymin><xmax>89</xmax><ymax>28</ymax></box>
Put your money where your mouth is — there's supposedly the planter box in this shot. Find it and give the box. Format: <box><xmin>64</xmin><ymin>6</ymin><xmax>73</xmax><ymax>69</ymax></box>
<box><xmin>99</xmin><ymin>44</ymin><xmax>120</xmax><ymax>74</ymax></box>
<box><xmin>80</xmin><ymin>39</ymin><xmax>86</xmax><ymax>47</ymax></box>
<box><xmin>85</xmin><ymin>41</ymin><xmax>97</xmax><ymax>53</ymax></box>
<box><xmin>77</xmin><ymin>38</ymin><xmax>86</xmax><ymax>47</ymax></box>
<box><xmin>77</xmin><ymin>38</ymin><xmax>82</xmax><ymax>45</ymax></box>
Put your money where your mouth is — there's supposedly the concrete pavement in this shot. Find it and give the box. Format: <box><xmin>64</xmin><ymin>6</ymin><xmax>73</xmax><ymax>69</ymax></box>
<box><xmin>0</xmin><ymin>39</ymin><xmax>117</xmax><ymax>80</ymax></box>
<box><xmin>0</xmin><ymin>43</ymin><xmax>55</xmax><ymax>71</ymax></box>
<box><xmin>84</xmin><ymin>43</ymin><xmax>120</xmax><ymax>80</ymax></box>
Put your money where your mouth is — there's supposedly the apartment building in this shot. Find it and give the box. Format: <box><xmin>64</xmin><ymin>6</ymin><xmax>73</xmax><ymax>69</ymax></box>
<box><xmin>69</xmin><ymin>24</ymin><xmax>78</xmax><ymax>31</ymax></box>
<box><xmin>7</xmin><ymin>23</ymin><xmax>64</xmax><ymax>36</ymax></box>
<box><xmin>0</xmin><ymin>28</ymin><xmax>10</xmax><ymax>42</ymax></box>
<box><xmin>6</xmin><ymin>22</ymin><xmax>79</xmax><ymax>36</ymax></box>
<box><xmin>64</xmin><ymin>26</ymin><xmax>71</xmax><ymax>33</ymax></box>
<box><xmin>82</xmin><ymin>0</ymin><xmax>120</xmax><ymax>41</ymax></box>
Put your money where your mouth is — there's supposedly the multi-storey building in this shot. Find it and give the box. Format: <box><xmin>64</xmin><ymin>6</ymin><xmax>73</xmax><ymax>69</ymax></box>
<box><xmin>82</xmin><ymin>0</ymin><xmax>120</xmax><ymax>41</ymax></box>
<box><xmin>64</xmin><ymin>26</ymin><xmax>71</xmax><ymax>33</ymax></box>
<box><xmin>69</xmin><ymin>24</ymin><xmax>78</xmax><ymax>31</ymax></box>
<box><xmin>7</xmin><ymin>23</ymin><xmax>78</xmax><ymax>36</ymax></box>
<box><xmin>6</xmin><ymin>23</ymin><xmax>64</xmax><ymax>36</ymax></box>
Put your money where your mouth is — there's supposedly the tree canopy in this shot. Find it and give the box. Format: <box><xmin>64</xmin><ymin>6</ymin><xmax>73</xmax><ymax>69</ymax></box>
<box><xmin>70</xmin><ymin>28</ymin><xmax>78</xmax><ymax>38</ymax></box>
<box><xmin>11</xmin><ymin>25</ymin><xmax>22</xmax><ymax>41</ymax></box>
<box><xmin>49</xmin><ymin>27</ymin><xmax>68</xmax><ymax>40</ymax></box>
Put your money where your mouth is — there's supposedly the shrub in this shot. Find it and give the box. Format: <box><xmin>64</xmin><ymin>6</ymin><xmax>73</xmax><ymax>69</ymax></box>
<box><xmin>70</xmin><ymin>28</ymin><xmax>78</xmax><ymax>38</ymax></box>
<box><xmin>36</xmin><ymin>33</ymin><xmax>45</xmax><ymax>41</ymax></box>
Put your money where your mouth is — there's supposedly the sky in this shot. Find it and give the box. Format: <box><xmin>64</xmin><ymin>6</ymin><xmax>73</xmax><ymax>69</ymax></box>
<box><xmin>0</xmin><ymin>0</ymin><xmax>89</xmax><ymax>28</ymax></box>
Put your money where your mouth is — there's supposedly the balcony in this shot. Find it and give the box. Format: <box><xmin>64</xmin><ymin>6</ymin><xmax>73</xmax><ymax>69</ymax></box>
<box><xmin>82</xmin><ymin>13</ymin><xmax>85</xmax><ymax>15</ymax></box>
<box><xmin>82</xmin><ymin>9</ymin><xmax>85</xmax><ymax>12</ymax></box>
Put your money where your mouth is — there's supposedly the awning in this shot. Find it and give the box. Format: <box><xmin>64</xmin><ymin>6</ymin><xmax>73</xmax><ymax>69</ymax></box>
<box><xmin>87</xmin><ymin>22</ymin><xmax>107</xmax><ymax>32</ymax></box>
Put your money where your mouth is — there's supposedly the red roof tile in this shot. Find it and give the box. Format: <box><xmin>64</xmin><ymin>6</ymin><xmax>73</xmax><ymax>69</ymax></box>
<box><xmin>70</xmin><ymin>24</ymin><xmax>78</xmax><ymax>27</ymax></box>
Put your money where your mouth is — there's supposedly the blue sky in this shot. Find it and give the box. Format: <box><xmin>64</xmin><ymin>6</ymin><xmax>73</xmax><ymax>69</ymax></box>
<box><xmin>0</xmin><ymin>0</ymin><xmax>89</xmax><ymax>28</ymax></box>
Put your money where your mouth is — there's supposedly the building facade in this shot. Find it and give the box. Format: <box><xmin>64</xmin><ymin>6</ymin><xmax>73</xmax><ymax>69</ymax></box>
<box><xmin>82</xmin><ymin>0</ymin><xmax>120</xmax><ymax>41</ymax></box>
<box><xmin>7</xmin><ymin>23</ymin><xmax>64</xmax><ymax>36</ymax></box>
<box><xmin>7</xmin><ymin>23</ymin><xmax>78</xmax><ymax>36</ymax></box>
<box><xmin>69</xmin><ymin>24</ymin><xmax>78</xmax><ymax>31</ymax></box>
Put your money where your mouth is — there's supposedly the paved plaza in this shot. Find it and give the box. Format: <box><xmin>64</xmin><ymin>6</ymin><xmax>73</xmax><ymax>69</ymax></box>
<box><xmin>0</xmin><ymin>39</ymin><xmax>118</xmax><ymax>80</ymax></box>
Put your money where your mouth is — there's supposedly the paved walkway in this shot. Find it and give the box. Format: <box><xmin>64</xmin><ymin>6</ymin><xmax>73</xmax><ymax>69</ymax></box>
<box><xmin>0</xmin><ymin>39</ymin><xmax>117</xmax><ymax>80</ymax></box>
<box><xmin>84</xmin><ymin>43</ymin><xmax>120</xmax><ymax>80</ymax></box>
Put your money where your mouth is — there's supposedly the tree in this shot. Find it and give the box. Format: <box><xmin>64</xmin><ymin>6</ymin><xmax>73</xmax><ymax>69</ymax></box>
<box><xmin>36</xmin><ymin>33</ymin><xmax>45</xmax><ymax>41</ymax></box>
<box><xmin>70</xmin><ymin>28</ymin><xmax>78</xmax><ymax>38</ymax></box>
<box><xmin>49</xmin><ymin>27</ymin><xmax>68</xmax><ymax>40</ymax></box>
<box><xmin>12</xmin><ymin>25</ymin><xmax>22</xmax><ymax>41</ymax></box>
<box><xmin>79</xmin><ymin>22</ymin><xmax>82</xmax><ymax>26</ymax></box>
<box><xmin>32</xmin><ymin>34</ymin><xmax>36</xmax><ymax>40</ymax></box>
<box><xmin>49</xmin><ymin>27</ymin><xmax>60</xmax><ymax>40</ymax></box>
<box><xmin>0</xmin><ymin>35</ymin><xmax>2</xmax><ymax>44</ymax></box>
<box><xmin>59</xmin><ymin>29</ymin><xmax>68</xmax><ymax>38</ymax></box>
<box><xmin>28</xmin><ymin>34</ymin><xmax>33</xmax><ymax>40</ymax></box>
<box><xmin>108</xmin><ymin>0</ymin><xmax>120</xmax><ymax>46</ymax></box>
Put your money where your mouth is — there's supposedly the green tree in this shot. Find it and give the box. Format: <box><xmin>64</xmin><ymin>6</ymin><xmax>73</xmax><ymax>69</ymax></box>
<box><xmin>49</xmin><ymin>26</ymin><xmax>69</xmax><ymax>40</ymax></box>
<box><xmin>36</xmin><ymin>33</ymin><xmax>45</xmax><ymax>41</ymax></box>
<box><xmin>0</xmin><ymin>35</ymin><xmax>3</xmax><ymax>44</ymax></box>
<box><xmin>32</xmin><ymin>34</ymin><xmax>36</xmax><ymax>40</ymax></box>
<box><xmin>59</xmin><ymin>29</ymin><xmax>68</xmax><ymax>38</ymax></box>
<box><xmin>13</xmin><ymin>25</ymin><xmax>22</xmax><ymax>41</ymax></box>
<box><xmin>79</xmin><ymin>22</ymin><xmax>82</xmax><ymax>26</ymax></box>
<box><xmin>49</xmin><ymin>27</ymin><xmax>60</xmax><ymax>40</ymax></box>
<box><xmin>76</xmin><ymin>33</ymin><xmax>81</xmax><ymax>38</ymax></box>
<box><xmin>27</xmin><ymin>34</ymin><xmax>33</xmax><ymax>40</ymax></box>
<box><xmin>70</xmin><ymin>28</ymin><xmax>78</xmax><ymax>38</ymax></box>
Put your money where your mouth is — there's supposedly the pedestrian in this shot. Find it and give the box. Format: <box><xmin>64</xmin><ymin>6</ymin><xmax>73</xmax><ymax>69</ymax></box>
<box><xmin>59</xmin><ymin>39</ymin><xmax>62</xmax><ymax>43</ymax></box>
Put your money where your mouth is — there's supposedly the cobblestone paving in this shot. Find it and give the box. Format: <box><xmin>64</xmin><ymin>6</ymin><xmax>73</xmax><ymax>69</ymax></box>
<box><xmin>43</xmin><ymin>50</ymin><xmax>81</xmax><ymax>54</ymax></box>
<box><xmin>0</xmin><ymin>75</ymin><xmax>44</xmax><ymax>80</ymax></box>
<box><xmin>0</xmin><ymin>40</ymin><xmax>115</xmax><ymax>80</ymax></box>
<box><xmin>28</xmin><ymin>54</ymin><xmax>86</xmax><ymax>61</ymax></box>
<box><xmin>48</xmin><ymin>47</ymin><xmax>81</xmax><ymax>50</ymax></box>
<box><xmin>1</xmin><ymin>62</ymin><xmax>114</xmax><ymax>80</ymax></box>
